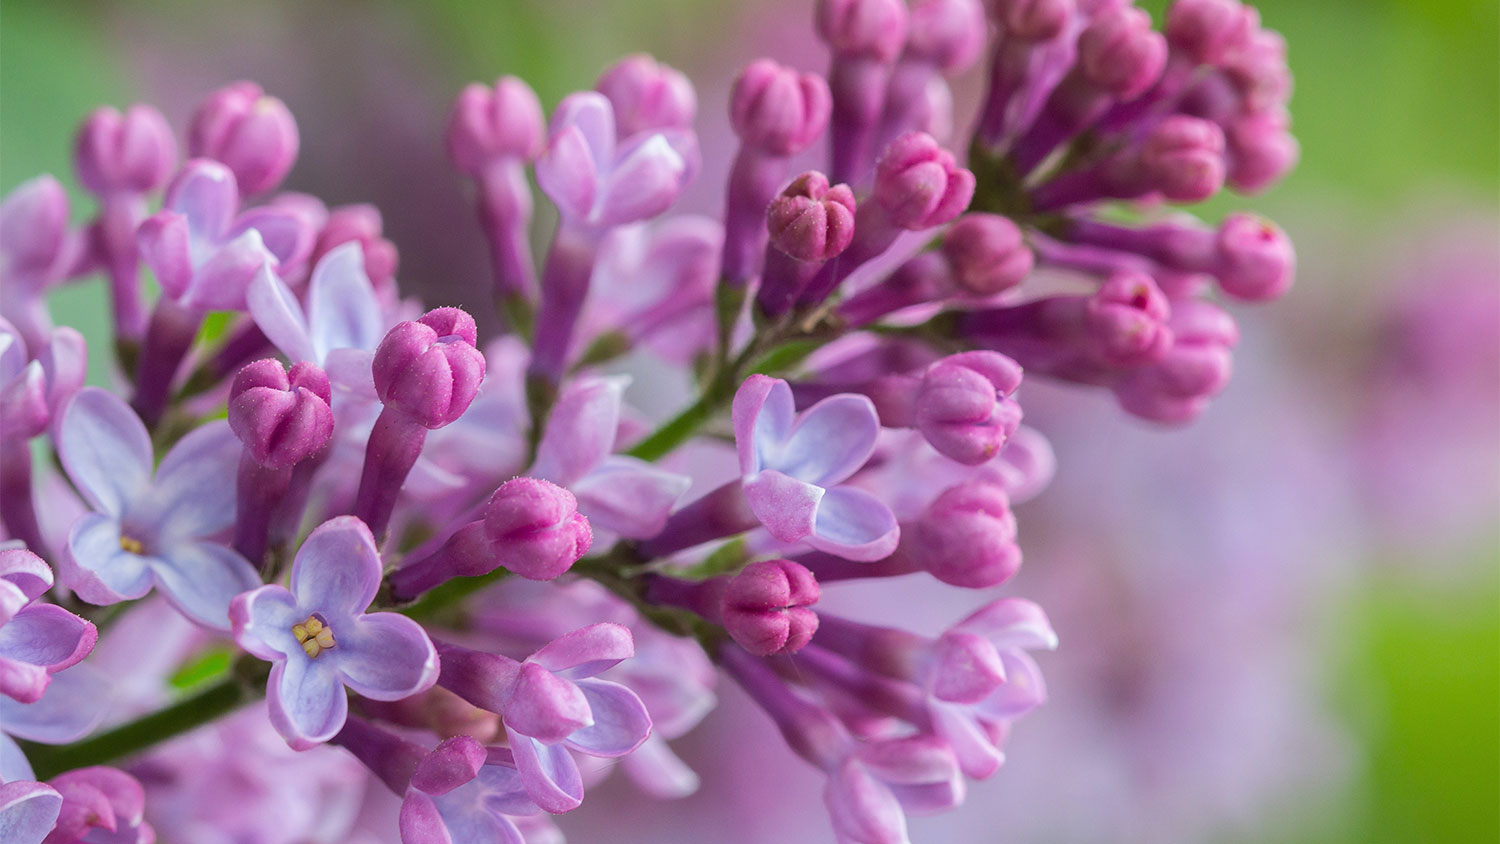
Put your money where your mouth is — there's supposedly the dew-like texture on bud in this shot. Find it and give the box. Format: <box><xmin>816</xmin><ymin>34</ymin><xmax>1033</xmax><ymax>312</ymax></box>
<box><xmin>1078</xmin><ymin>7</ymin><xmax>1168</xmax><ymax>99</ymax></box>
<box><xmin>228</xmin><ymin>359</ymin><xmax>334</xmax><ymax>469</ymax></box>
<box><xmin>447</xmin><ymin>76</ymin><xmax>547</xmax><ymax>174</ymax></box>
<box><xmin>767</xmin><ymin>171</ymin><xmax>857</xmax><ymax>262</ymax></box>
<box><xmin>188</xmin><ymin>81</ymin><xmax>299</xmax><ymax>195</ymax></box>
<box><xmin>910</xmin><ymin>481</ymin><xmax>1021</xmax><ymax>587</ymax></box>
<box><xmin>1213</xmin><ymin>213</ymin><xmax>1294</xmax><ymax>301</ymax></box>
<box><xmin>482</xmin><ymin>477</ymin><xmax>594</xmax><ymax>581</ymax></box>
<box><xmin>372</xmin><ymin>307</ymin><xmax>486</xmax><ymax>429</ymax></box>
<box><xmin>942</xmin><ymin>213</ymin><xmax>1033</xmax><ymax>295</ymax></box>
<box><xmin>730</xmin><ymin>59</ymin><xmax>833</xmax><ymax>156</ymax></box>
<box><xmin>721</xmin><ymin>559</ymin><xmax>821</xmax><ymax>656</ymax></box>
<box><xmin>596</xmin><ymin>54</ymin><xmax>698</xmax><ymax>137</ymax></box>
<box><xmin>74</xmin><ymin>104</ymin><xmax>177</xmax><ymax>195</ymax></box>
<box><xmin>915</xmin><ymin>351</ymin><xmax>1025</xmax><ymax>465</ymax></box>
<box><xmin>816</xmin><ymin>0</ymin><xmax>911</xmax><ymax>60</ymax></box>
<box><xmin>1141</xmin><ymin>115</ymin><xmax>1226</xmax><ymax>202</ymax></box>
<box><xmin>873</xmin><ymin>132</ymin><xmax>975</xmax><ymax>230</ymax></box>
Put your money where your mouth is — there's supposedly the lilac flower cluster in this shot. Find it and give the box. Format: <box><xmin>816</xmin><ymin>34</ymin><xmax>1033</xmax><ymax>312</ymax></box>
<box><xmin>0</xmin><ymin>0</ymin><xmax>1294</xmax><ymax>841</ymax></box>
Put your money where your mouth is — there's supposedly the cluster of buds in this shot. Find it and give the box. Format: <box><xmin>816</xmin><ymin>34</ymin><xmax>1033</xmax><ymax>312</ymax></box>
<box><xmin>0</xmin><ymin>0</ymin><xmax>1294</xmax><ymax>841</ymax></box>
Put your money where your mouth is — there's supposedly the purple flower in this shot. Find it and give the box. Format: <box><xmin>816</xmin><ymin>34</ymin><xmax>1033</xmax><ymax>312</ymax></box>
<box><xmin>43</xmin><ymin>766</ymin><xmax>153</xmax><ymax>844</ymax></box>
<box><xmin>230</xmin><ymin>516</ymin><xmax>438</xmax><ymax>749</ymax></box>
<box><xmin>0</xmin><ymin>320</ymin><xmax>86</xmax><ymax>441</ymax></box>
<box><xmin>732</xmin><ymin>375</ymin><xmax>898</xmax><ymax>561</ymax></box>
<box><xmin>399</xmin><ymin>737</ymin><xmax>541</xmax><ymax>844</ymax></box>
<box><xmin>0</xmin><ymin>781</ymin><xmax>61</xmax><ymax>844</ymax></box>
<box><xmin>1</xmin><ymin>177</ymin><xmax>81</xmax><ymax>352</ymax></box>
<box><xmin>531</xmin><ymin>376</ymin><xmax>690</xmax><ymax>542</ymax></box>
<box><xmin>187</xmin><ymin>81</ymin><xmax>300</xmax><ymax>196</ymax></box>
<box><xmin>136</xmin><ymin>159</ymin><xmax>314</xmax><ymax>313</ymax></box>
<box><xmin>0</xmin><ymin>549</ymin><xmax>96</xmax><ymax>704</ymax></box>
<box><xmin>56</xmin><ymin>388</ymin><xmax>259</xmax><ymax>629</ymax></box>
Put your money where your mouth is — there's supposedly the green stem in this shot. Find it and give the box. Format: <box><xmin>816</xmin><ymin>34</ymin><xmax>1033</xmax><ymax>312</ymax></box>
<box><xmin>395</xmin><ymin>568</ymin><xmax>510</xmax><ymax>621</ymax></box>
<box><xmin>21</xmin><ymin>667</ymin><xmax>262</xmax><ymax>779</ymax></box>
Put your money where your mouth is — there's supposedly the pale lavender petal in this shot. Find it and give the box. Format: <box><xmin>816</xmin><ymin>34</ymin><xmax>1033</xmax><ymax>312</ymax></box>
<box><xmin>535</xmin><ymin>126</ymin><xmax>598</xmax><ymax>223</ymax></box>
<box><xmin>61</xmin><ymin>513</ymin><xmax>152</xmax><ymax>605</ymax></box>
<box><xmin>979</xmin><ymin>650</ymin><xmax>1047</xmax><ymax>720</ymax></box>
<box><xmin>0</xmin><ymin>581</ymin><xmax>26</xmax><ymax>630</ymax></box>
<box><xmin>335</xmin><ymin>612</ymin><xmax>438</xmax><ymax>700</ymax></box>
<box><xmin>56</xmin><ymin>388</ymin><xmax>152</xmax><ymax>516</ymax></box>
<box><xmin>247</xmin><ymin>264</ymin><xmax>316</xmax><ymax>363</ymax></box>
<box><xmin>0</xmin><ymin>550</ymin><xmax>51</xmax><ymax>604</ymax></box>
<box><xmin>564</xmin><ymin>679</ymin><xmax>651</xmax><ymax>758</ymax></box>
<box><xmin>0</xmin><ymin>656</ymin><xmax>46</xmax><ymax>704</ymax></box>
<box><xmin>0</xmin><ymin>604</ymin><xmax>96</xmax><ymax>675</ymax></box>
<box><xmin>228</xmin><ymin>585</ymin><xmax>303</xmax><ymax>662</ymax></box>
<box><xmin>0</xmin><ymin>780</ymin><xmax>61</xmax><ymax>844</ymax></box>
<box><xmin>230</xmin><ymin>207</ymin><xmax>313</xmax><ymax>267</ymax></box>
<box><xmin>954</xmin><ymin>598</ymin><xmax>1057</xmax><ymax>652</ymax></box>
<box><xmin>0</xmin><ymin>733</ymin><xmax>33</xmax><ymax>782</ymax></box>
<box><xmin>528</xmin><ymin>623</ymin><xmax>633</xmax><ymax>679</ymax></box>
<box><xmin>0</xmin><ymin>662</ymin><xmax>109</xmax><ymax>743</ymax></box>
<box><xmin>266</xmin><ymin>656</ymin><xmax>346</xmax><ymax>750</ymax></box>
<box><xmin>0</xmin><ymin>359</ymin><xmax>46</xmax><ymax>438</ymax></box>
<box><xmin>620</xmin><ymin>735</ymin><xmax>700</xmax><ymax>798</ymax></box>
<box><xmin>36</xmin><ymin>327</ymin><xmax>86</xmax><ymax>418</ymax></box>
<box><xmin>732</xmin><ymin>375</ymin><xmax>793</xmax><ymax>476</ymax></box>
<box><xmin>597</xmin><ymin>134</ymin><xmax>687</xmax><ymax>227</ymax></box>
<box><xmin>779</xmin><ymin>394</ymin><xmax>881</xmax><ymax>485</ymax></box>
<box><xmin>291</xmin><ymin>516</ymin><xmax>381</xmax><ymax>621</ymax></box>
<box><xmin>322</xmin><ymin>348</ymin><xmax>377</xmax><ymax>399</ymax></box>
<box><xmin>149</xmin><ymin>541</ymin><xmax>259</xmax><ymax>631</ymax></box>
<box><xmin>152</xmin><ymin>419</ymin><xmax>241</xmax><ymax>539</ymax></box>
<box><xmin>168</xmin><ymin>160</ymin><xmax>238</xmax><ymax>238</ymax></box>
<box><xmin>825</xmin><ymin>759</ymin><xmax>908</xmax><ymax>844</ymax></box>
<box><xmin>0</xmin><ymin>325</ymin><xmax>26</xmax><ymax>381</ymax></box>
<box><xmin>570</xmin><ymin>456</ymin><xmax>689</xmax><ymax>539</ymax></box>
<box><xmin>181</xmin><ymin>229</ymin><xmax>271</xmax><ymax>312</ymax></box>
<box><xmin>531</xmin><ymin>376</ymin><xmax>626</xmax><ymax>486</ymax></box>
<box><xmin>475</xmin><ymin>757</ymin><xmax>539</xmax><ymax>816</ymax></box>
<box><xmin>928</xmin><ymin>702</ymin><xmax>1004</xmax><ymax>779</ymax></box>
<box><xmin>550</xmin><ymin>92</ymin><xmax>616</xmax><ymax>163</ymax></box>
<box><xmin>305</xmin><ymin>243</ymin><xmax>385</xmax><ymax>360</ymax></box>
<box><xmin>506</xmin><ymin>731</ymin><xmax>583</xmax><ymax>814</ymax></box>
<box><xmin>399</xmin><ymin>791</ymin><xmax>455</xmax><ymax>844</ymax></box>
<box><xmin>808</xmin><ymin>485</ymin><xmax>900</xmax><ymax>562</ymax></box>
<box><xmin>136</xmin><ymin>213</ymin><xmax>193</xmax><ymax>301</ymax></box>
<box><xmin>410</xmin><ymin>735</ymin><xmax>486</xmax><ymax>797</ymax></box>
<box><xmin>743</xmin><ymin>470</ymin><xmax>821</xmax><ymax>544</ymax></box>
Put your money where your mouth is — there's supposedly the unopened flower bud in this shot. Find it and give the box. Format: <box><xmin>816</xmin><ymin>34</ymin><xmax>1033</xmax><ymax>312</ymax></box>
<box><xmin>1115</xmin><ymin>299</ymin><xmax>1239</xmax><ymax>423</ymax></box>
<box><xmin>915</xmin><ymin>351</ymin><xmax>1024</xmax><ymax>465</ymax></box>
<box><xmin>313</xmin><ymin>204</ymin><xmax>399</xmax><ymax>290</ymax></box>
<box><xmin>372</xmin><ymin>307</ymin><xmax>486</xmax><ymax>428</ymax></box>
<box><xmin>1212</xmin><ymin>212</ymin><xmax>1294</xmax><ymax>301</ymax></box>
<box><xmin>927</xmin><ymin>629</ymin><xmax>1007</xmax><ymax>704</ymax></box>
<box><xmin>909</xmin><ymin>481</ymin><xmax>1021</xmax><ymax>588</ymax></box>
<box><xmin>730</xmin><ymin>59</ymin><xmax>833</xmax><ymax>156</ymax></box>
<box><xmin>1078</xmin><ymin>6</ymin><xmax>1168</xmax><ymax>99</ymax></box>
<box><xmin>942</xmin><ymin>213</ymin><xmax>1033</xmax><ymax>295</ymax></box>
<box><xmin>993</xmin><ymin>0</ymin><xmax>1075</xmax><ymax>42</ymax></box>
<box><xmin>1225</xmin><ymin>108</ymin><xmax>1298</xmax><ymax>194</ymax></box>
<box><xmin>721</xmin><ymin>559</ymin><xmax>820</xmax><ymax>656</ymax></box>
<box><xmin>228</xmin><ymin>359</ymin><xmax>334</xmax><ymax>469</ymax></box>
<box><xmin>73</xmin><ymin>104</ymin><xmax>176</xmax><ymax>195</ymax></box>
<box><xmin>188</xmin><ymin>81</ymin><xmax>299</xmax><ymax>195</ymax></box>
<box><xmin>768</xmin><ymin>171</ymin><xmax>857</xmax><ymax>262</ymax></box>
<box><xmin>596</xmin><ymin>54</ymin><xmax>697</xmax><ymax>137</ymax></box>
<box><xmin>816</xmin><ymin>0</ymin><xmax>911</xmax><ymax>61</ymax></box>
<box><xmin>446</xmin><ymin>76</ymin><xmax>547</xmax><ymax>174</ymax></box>
<box><xmin>1084</xmin><ymin>272</ymin><xmax>1173</xmax><ymax>366</ymax></box>
<box><xmin>906</xmin><ymin>0</ymin><xmax>988</xmax><ymax>72</ymax></box>
<box><xmin>0</xmin><ymin>175</ymin><xmax>70</xmax><ymax>277</ymax></box>
<box><xmin>503</xmin><ymin>661</ymin><xmax>594</xmax><ymax>744</ymax></box>
<box><xmin>873</xmin><ymin>132</ymin><xmax>975</xmax><ymax>230</ymax></box>
<box><xmin>482</xmin><ymin>477</ymin><xmax>593</xmax><ymax>581</ymax></box>
<box><xmin>1165</xmin><ymin>0</ymin><xmax>1256</xmax><ymax>66</ymax></box>
<box><xmin>1141</xmin><ymin>115</ymin><xmax>1225</xmax><ymax>202</ymax></box>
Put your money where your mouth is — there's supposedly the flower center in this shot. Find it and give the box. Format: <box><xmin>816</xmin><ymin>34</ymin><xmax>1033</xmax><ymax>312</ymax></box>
<box><xmin>292</xmin><ymin>614</ymin><xmax>336</xmax><ymax>658</ymax></box>
<box><xmin>119</xmin><ymin>535</ymin><xmax>145</xmax><ymax>555</ymax></box>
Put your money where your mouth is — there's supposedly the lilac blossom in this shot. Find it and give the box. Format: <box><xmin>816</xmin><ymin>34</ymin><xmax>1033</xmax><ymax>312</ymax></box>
<box><xmin>0</xmin><ymin>177</ymin><xmax>84</xmax><ymax>352</ymax></box>
<box><xmin>230</xmin><ymin>516</ymin><xmax>438</xmax><ymax>749</ymax></box>
<box><xmin>42</xmin><ymin>766</ymin><xmax>153</xmax><ymax>844</ymax></box>
<box><xmin>0</xmin><ymin>781</ymin><xmax>61</xmax><ymax>844</ymax></box>
<box><xmin>56</xmin><ymin>388</ymin><xmax>259</xmax><ymax>629</ymax></box>
<box><xmin>0</xmin><ymin>549</ymin><xmax>96</xmax><ymax>705</ymax></box>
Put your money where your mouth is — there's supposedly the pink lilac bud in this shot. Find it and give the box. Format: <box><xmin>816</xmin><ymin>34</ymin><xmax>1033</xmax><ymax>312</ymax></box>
<box><xmin>915</xmin><ymin>351</ymin><xmax>1025</xmax><ymax>465</ymax></box>
<box><xmin>73</xmin><ymin>104</ymin><xmax>176</xmax><ymax>195</ymax></box>
<box><xmin>1084</xmin><ymin>272</ymin><xmax>1174</xmax><ymax>366</ymax></box>
<box><xmin>227</xmin><ymin>359</ymin><xmax>333</xmax><ymax>469</ymax></box>
<box><xmin>1225</xmin><ymin>29</ymin><xmax>1291</xmax><ymax>112</ymax></box>
<box><xmin>730</xmin><ymin>59</ymin><xmax>833</xmax><ymax>156</ymax></box>
<box><xmin>1225</xmin><ymin>107</ymin><xmax>1298</xmax><ymax>194</ymax></box>
<box><xmin>1166</xmin><ymin>0</ymin><xmax>1256</xmax><ymax>66</ymax></box>
<box><xmin>1114</xmin><ymin>299</ymin><xmax>1238</xmax><ymax>423</ymax></box>
<box><xmin>993</xmin><ymin>0</ymin><xmax>1075</xmax><ymax>42</ymax></box>
<box><xmin>721</xmin><ymin>559</ymin><xmax>821</xmax><ymax>656</ymax></box>
<box><xmin>873</xmin><ymin>132</ymin><xmax>975</xmax><ymax>230</ymax></box>
<box><xmin>907</xmin><ymin>481</ymin><xmax>1021</xmax><ymax>587</ymax></box>
<box><xmin>446</xmin><ymin>76</ymin><xmax>547</xmax><ymax>174</ymax></box>
<box><xmin>942</xmin><ymin>213</ymin><xmax>1033</xmax><ymax>295</ymax></box>
<box><xmin>312</xmin><ymin>204</ymin><xmax>399</xmax><ymax>292</ymax></box>
<box><xmin>1141</xmin><ymin>115</ymin><xmax>1226</xmax><ymax>202</ymax></box>
<box><xmin>906</xmin><ymin>0</ymin><xmax>988</xmax><ymax>73</ymax></box>
<box><xmin>482</xmin><ymin>477</ymin><xmax>593</xmax><ymax>581</ymax></box>
<box><xmin>187</xmin><ymin>81</ymin><xmax>299</xmax><ymax>195</ymax></box>
<box><xmin>1077</xmin><ymin>6</ymin><xmax>1168</xmax><ymax>100</ymax></box>
<box><xmin>1214</xmin><ymin>212</ymin><xmax>1294</xmax><ymax>301</ymax></box>
<box><xmin>596</xmin><ymin>54</ymin><xmax>697</xmax><ymax>137</ymax></box>
<box><xmin>1</xmin><ymin>175</ymin><xmax>70</xmax><ymax>281</ymax></box>
<box><xmin>817</xmin><ymin>0</ymin><xmax>910</xmax><ymax>60</ymax></box>
<box><xmin>373</xmin><ymin>307</ymin><xmax>486</xmax><ymax>429</ymax></box>
<box><xmin>768</xmin><ymin>172</ymin><xmax>858</xmax><ymax>262</ymax></box>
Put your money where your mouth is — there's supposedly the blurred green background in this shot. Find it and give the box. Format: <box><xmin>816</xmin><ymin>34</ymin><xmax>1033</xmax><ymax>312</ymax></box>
<box><xmin>2</xmin><ymin>1</ymin><xmax>1496</xmax><ymax>842</ymax></box>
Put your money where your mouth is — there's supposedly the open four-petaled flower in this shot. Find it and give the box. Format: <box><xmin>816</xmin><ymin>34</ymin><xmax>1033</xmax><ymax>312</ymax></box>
<box><xmin>732</xmin><ymin>375</ymin><xmax>899</xmax><ymax>561</ymax></box>
<box><xmin>231</xmin><ymin>516</ymin><xmax>438</xmax><ymax>749</ymax></box>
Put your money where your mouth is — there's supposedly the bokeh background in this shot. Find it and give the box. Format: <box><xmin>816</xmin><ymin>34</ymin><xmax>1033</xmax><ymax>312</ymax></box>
<box><xmin>2</xmin><ymin>0</ymin><xmax>1496</xmax><ymax>842</ymax></box>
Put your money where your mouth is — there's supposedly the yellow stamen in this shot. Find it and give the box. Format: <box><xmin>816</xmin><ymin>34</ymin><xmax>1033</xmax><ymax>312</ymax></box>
<box><xmin>292</xmin><ymin>614</ymin><xmax>336</xmax><ymax>658</ymax></box>
<box><xmin>119</xmin><ymin>535</ymin><xmax>145</xmax><ymax>554</ymax></box>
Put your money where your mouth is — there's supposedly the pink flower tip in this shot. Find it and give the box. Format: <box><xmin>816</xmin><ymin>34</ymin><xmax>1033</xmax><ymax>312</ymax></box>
<box><xmin>446</xmin><ymin>76</ymin><xmax>546</xmax><ymax>174</ymax></box>
<box><xmin>1214</xmin><ymin>212</ymin><xmax>1294</xmax><ymax>301</ymax></box>
<box><xmin>906</xmin><ymin>0</ymin><xmax>988</xmax><ymax>73</ymax></box>
<box><xmin>188</xmin><ymin>81</ymin><xmax>300</xmax><ymax>196</ymax></box>
<box><xmin>1141</xmin><ymin>115</ymin><xmax>1226</xmax><ymax>203</ymax></box>
<box><xmin>1078</xmin><ymin>6</ymin><xmax>1168</xmax><ymax>100</ymax></box>
<box><xmin>228</xmin><ymin>358</ymin><xmax>334</xmax><ymax>469</ymax></box>
<box><xmin>816</xmin><ymin>0</ymin><xmax>911</xmax><ymax>61</ymax></box>
<box><xmin>908</xmin><ymin>481</ymin><xmax>1021</xmax><ymax>588</ymax></box>
<box><xmin>373</xmin><ymin>308</ymin><xmax>486</xmax><ymax>428</ymax></box>
<box><xmin>1085</xmin><ymin>272</ymin><xmax>1174</xmax><ymax>366</ymax></box>
<box><xmin>596</xmin><ymin>53</ymin><xmax>698</xmax><ymax>137</ymax></box>
<box><xmin>483</xmin><ymin>477</ymin><xmax>593</xmax><ymax>581</ymax></box>
<box><xmin>721</xmin><ymin>559</ymin><xmax>821</xmax><ymax>656</ymax></box>
<box><xmin>730</xmin><ymin>59</ymin><xmax>833</xmax><ymax>156</ymax></box>
<box><xmin>942</xmin><ymin>213</ymin><xmax>1033</xmax><ymax>295</ymax></box>
<box><xmin>1165</xmin><ymin>0</ymin><xmax>1257</xmax><ymax>66</ymax></box>
<box><xmin>73</xmin><ymin>104</ymin><xmax>176</xmax><ymax>195</ymax></box>
<box><xmin>873</xmin><ymin>132</ymin><xmax>975</xmax><ymax>230</ymax></box>
<box><xmin>767</xmin><ymin>171</ymin><xmax>857</xmax><ymax>262</ymax></box>
<box><xmin>915</xmin><ymin>351</ymin><xmax>1024</xmax><ymax>465</ymax></box>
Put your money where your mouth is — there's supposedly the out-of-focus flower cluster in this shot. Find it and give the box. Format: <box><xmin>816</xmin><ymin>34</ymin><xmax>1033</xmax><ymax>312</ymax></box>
<box><xmin>0</xmin><ymin>1</ymin><xmax>1300</xmax><ymax>841</ymax></box>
